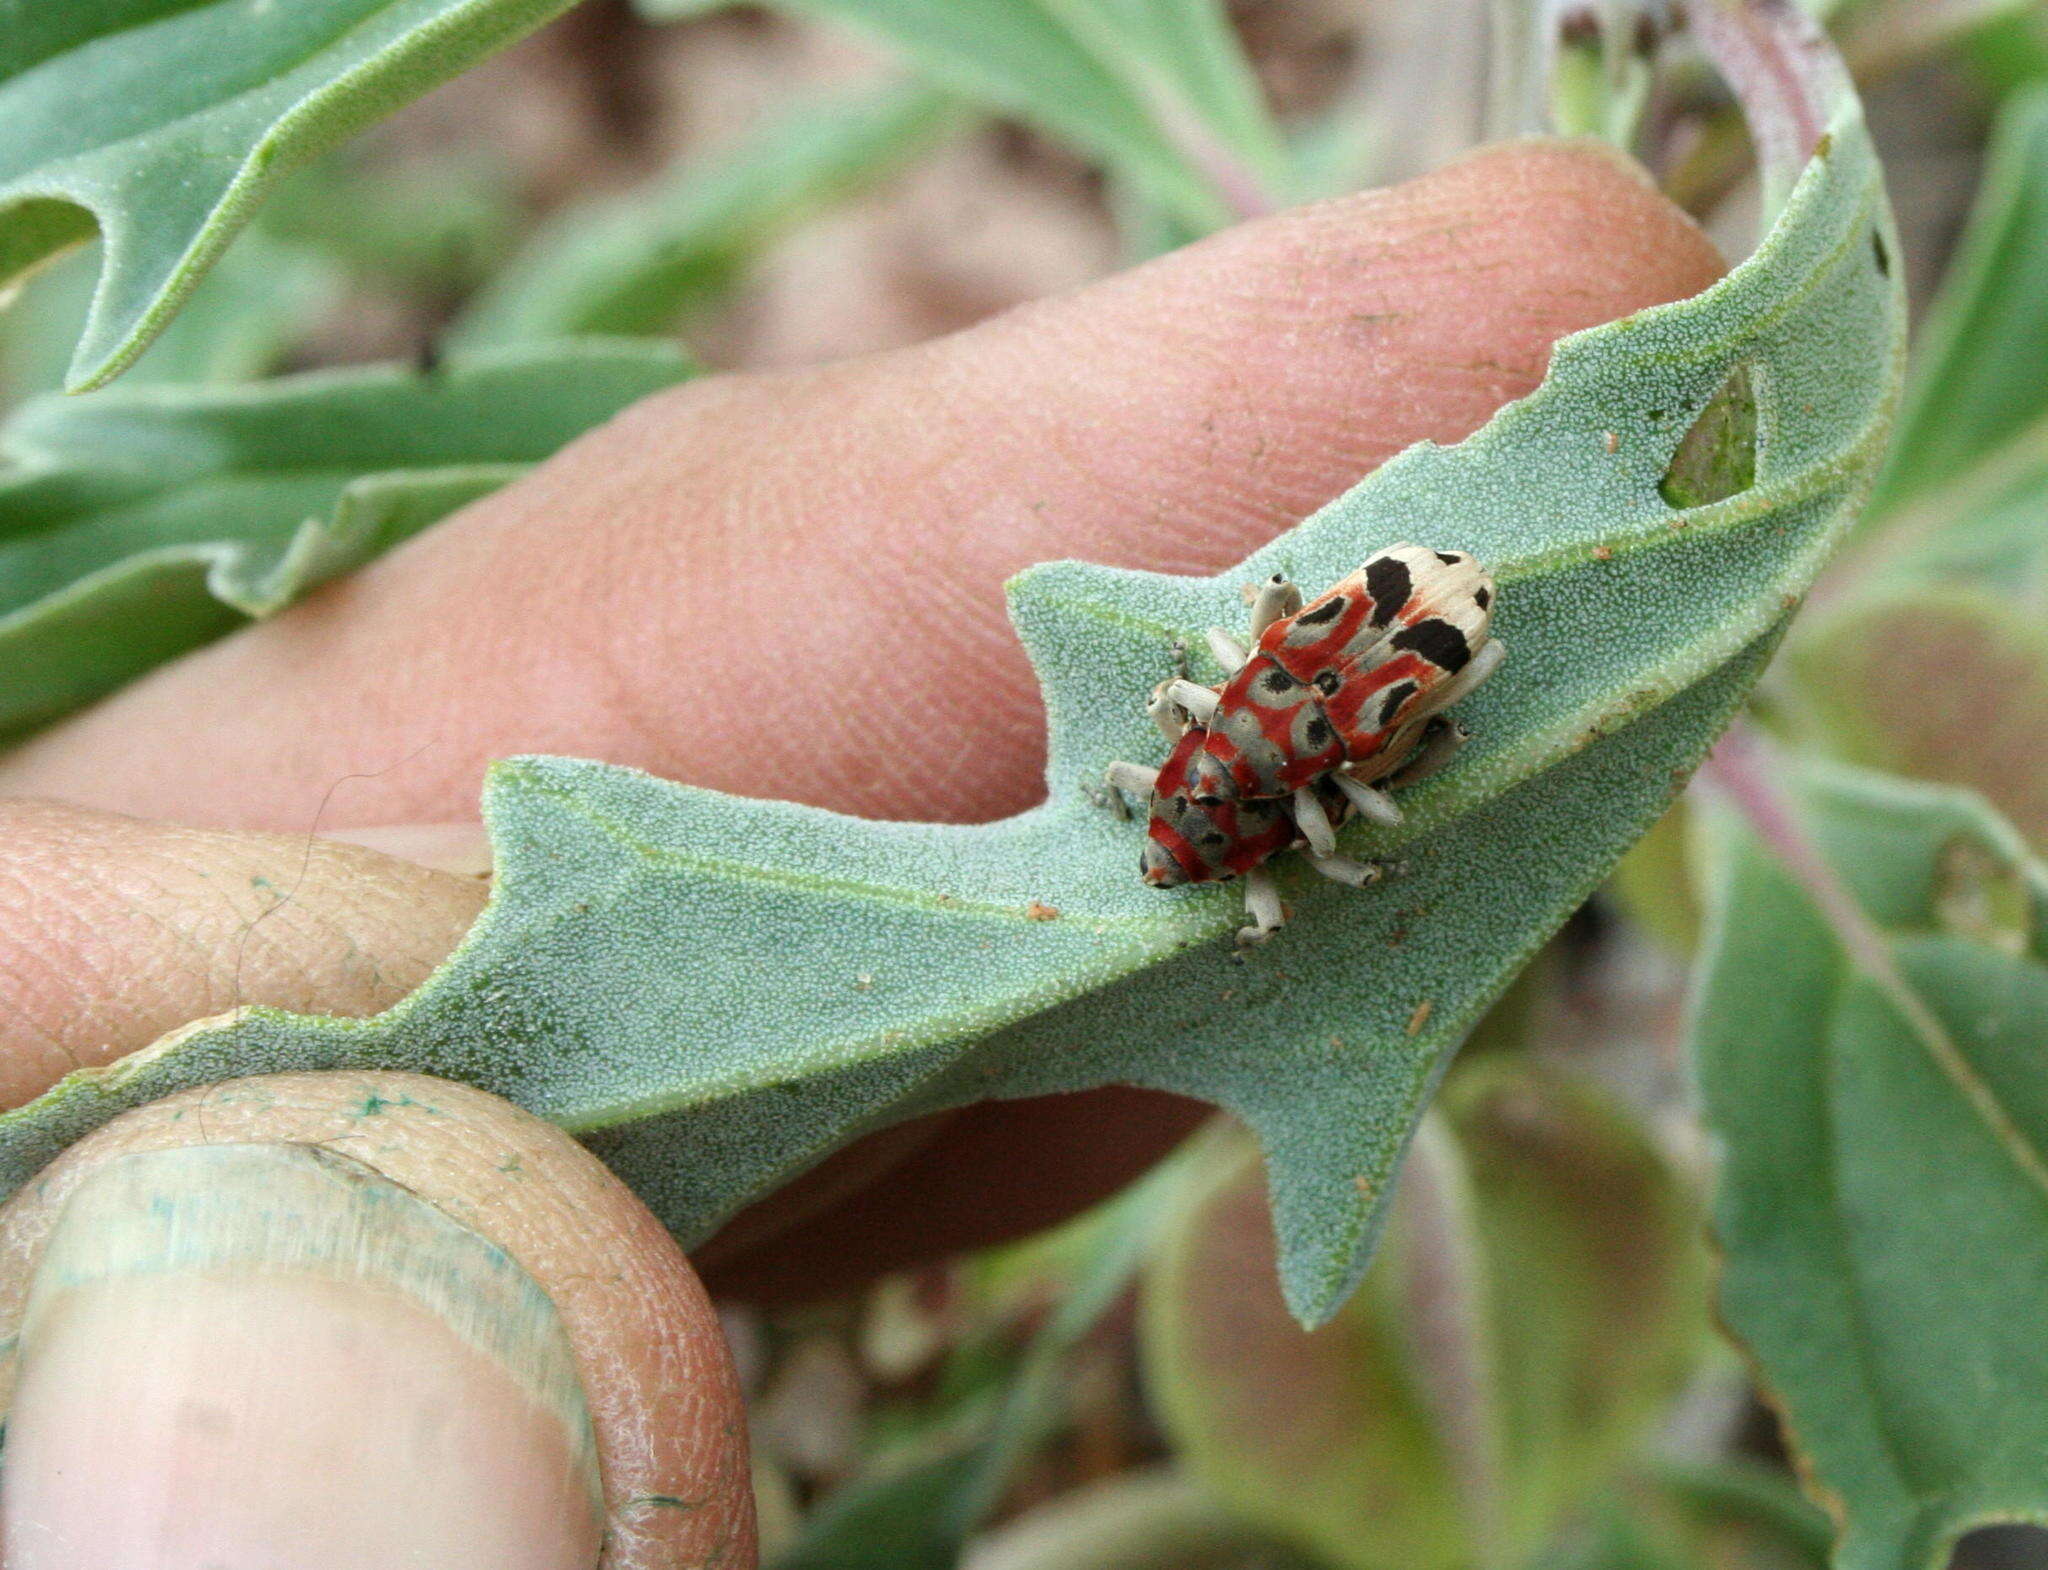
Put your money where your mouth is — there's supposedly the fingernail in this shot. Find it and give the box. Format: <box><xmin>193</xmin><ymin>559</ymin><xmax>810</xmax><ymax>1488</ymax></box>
<box><xmin>1</xmin><ymin>1144</ymin><xmax>602</xmax><ymax>1570</ymax></box>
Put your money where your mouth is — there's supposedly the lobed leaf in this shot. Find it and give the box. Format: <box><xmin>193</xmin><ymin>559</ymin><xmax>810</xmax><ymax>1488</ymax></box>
<box><xmin>1689</xmin><ymin>756</ymin><xmax>2048</xmax><ymax>1570</ymax></box>
<box><xmin>451</xmin><ymin>83</ymin><xmax>961</xmax><ymax>350</ymax></box>
<box><xmin>0</xmin><ymin>13</ymin><xmax>1904</xmax><ymax>1328</ymax></box>
<box><xmin>0</xmin><ymin>0</ymin><xmax>580</xmax><ymax>391</ymax></box>
<box><xmin>0</xmin><ymin>340</ymin><xmax>694</xmax><ymax>741</ymax></box>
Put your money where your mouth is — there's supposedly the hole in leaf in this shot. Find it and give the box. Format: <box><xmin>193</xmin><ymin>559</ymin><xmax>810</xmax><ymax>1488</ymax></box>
<box><xmin>1659</xmin><ymin>362</ymin><xmax>1758</xmax><ymax>510</ymax></box>
<box><xmin>1935</xmin><ymin>835</ymin><xmax>2032</xmax><ymax>957</ymax></box>
<box><xmin>1951</xmin><ymin>1524</ymin><xmax>2048</xmax><ymax>1570</ymax></box>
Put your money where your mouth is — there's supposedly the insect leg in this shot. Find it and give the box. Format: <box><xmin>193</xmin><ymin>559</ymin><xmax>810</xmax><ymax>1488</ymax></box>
<box><xmin>1205</xmin><ymin>628</ymin><xmax>1249</xmax><ymax>673</ymax></box>
<box><xmin>1146</xmin><ymin>683</ymin><xmax>1189</xmax><ymax>742</ymax></box>
<box><xmin>1291</xmin><ymin>786</ymin><xmax>1339</xmax><ymax>858</ymax></box>
<box><xmin>1105</xmin><ymin>761</ymin><xmax>1160</xmax><ymax>796</ymax></box>
<box><xmin>1332</xmin><ymin>772</ymin><xmax>1404</xmax><ymax>826</ymax></box>
<box><xmin>1095</xmin><ymin>761</ymin><xmax>1160</xmax><ymax>819</ymax></box>
<box><xmin>1384</xmin><ymin>719</ymin><xmax>1470</xmax><ymax>790</ymax></box>
<box><xmin>1306</xmin><ymin>853</ymin><xmax>1386</xmax><ymax>888</ymax></box>
<box><xmin>1248</xmin><ymin>575</ymin><xmax>1304</xmax><ymax>640</ymax></box>
<box><xmin>1165</xmin><ymin>679</ymin><xmax>1221</xmax><ymax>726</ymax></box>
<box><xmin>1238</xmin><ymin>867</ymin><xmax>1286</xmax><ymax>946</ymax></box>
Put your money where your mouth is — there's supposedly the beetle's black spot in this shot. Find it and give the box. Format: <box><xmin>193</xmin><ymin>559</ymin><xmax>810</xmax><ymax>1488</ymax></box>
<box><xmin>1365</xmin><ymin>555</ymin><xmax>1412</xmax><ymax>626</ymax></box>
<box><xmin>1434</xmin><ymin>551</ymin><xmax>1462</xmax><ymax>566</ymax></box>
<box><xmin>1262</xmin><ymin>666</ymin><xmax>1300</xmax><ymax>696</ymax></box>
<box><xmin>1315</xmin><ymin>671</ymin><xmax>1342</xmax><ymax>696</ymax></box>
<box><xmin>1473</xmin><ymin>585</ymin><xmax>1492</xmax><ymax>611</ymax></box>
<box><xmin>1195</xmin><ymin>793</ymin><xmax>1227</xmax><ymax>808</ymax></box>
<box><xmin>1202</xmin><ymin>831</ymin><xmax>1227</xmax><ymax>847</ymax></box>
<box><xmin>1378</xmin><ymin>680</ymin><xmax>1418</xmax><ymax>725</ymax></box>
<box><xmin>1391</xmin><ymin>618</ymin><xmax>1471</xmax><ymax>672</ymax></box>
<box><xmin>1871</xmin><ymin>228</ymin><xmax>1890</xmax><ymax>277</ymax></box>
<box><xmin>1296</xmin><ymin>595</ymin><xmax>1345</xmax><ymax>627</ymax></box>
<box><xmin>1305</xmin><ymin>717</ymin><xmax>1334</xmax><ymax>748</ymax></box>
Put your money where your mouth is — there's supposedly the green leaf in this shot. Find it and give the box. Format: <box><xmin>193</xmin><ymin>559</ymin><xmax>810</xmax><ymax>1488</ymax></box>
<box><xmin>0</xmin><ymin>29</ymin><xmax>1903</xmax><ymax>1329</ymax></box>
<box><xmin>1689</xmin><ymin>755</ymin><xmax>2048</xmax><ymax>1570</ymax></box>
<box><xmin>1868</xmin><ymin>82</ymin><xmax>2048</xmax><ymax>515</ymax></box>
<box><xmin>1789</xmin><ymin>587</ymin><xmax>2048</xmax><ymax>849</ymax></box>
<box><xmin>1537</xmin><ymin>1464</ymin><xmax>1832</xmax><ymax>1570</ymax></box>
<box><xmin>642</xmin><ymin>0</ymin><xmax>1291</xmax><ymax>233</ymax></box>
<box><xmin>0</xmin><ymin>0</ymin><xmax>581</xmax><ymax>391</ymax></box>
<box><xmin>1140</xmin><ymin>1065</ymin><xmax>1708</xmax><ymax>1570</ymax></box>
<box><xmin>1</xmin><ymin>231</ymin><xmax>339</xmax><ymax>406</ymax></box>
<box><xmin>450</xmin><ymin>83</ymin><xmax>960</xmax><ymax>350</ymax></box>
<box><xmin>0</xmin><ymin>340</ymin><xmax>694</xmax><ymax>740</ymax></box>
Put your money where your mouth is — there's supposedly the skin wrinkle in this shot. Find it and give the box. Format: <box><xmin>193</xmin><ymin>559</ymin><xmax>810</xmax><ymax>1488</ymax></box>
<box><xmin>0</xmin><ymin>803</ymin><xmax>488</xmax><ymax>1110</ymax></box>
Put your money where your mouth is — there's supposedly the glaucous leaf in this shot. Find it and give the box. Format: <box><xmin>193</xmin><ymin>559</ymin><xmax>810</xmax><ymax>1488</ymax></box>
<box><xmin>1140</xmin><ymin>1066</ymin><xmax>1708</xmax><ymax>1570</ymax></box>
<box><xmin>0</xmin><ymin>11</ymin><xmax>1902</xmax><ymax>1327</ymax></box>
<box><xmin>0</xmin><ymin>0</ymin><xmax>580</xmax><ymax>391</ymax></box>
<box><xmin>633</xmin><ymin>0</ymin><xmax>1291</xmax><ymax>231</ymax></box>
<box><xmin>1690</xmin><ymin>755</ymin><xmax>2048</xmax><ymax>1570</ymax></box>
<box><xmin>451</xmin><ymin>83</ymin><xmax>959</xmax><ymax>350</ymax></box>
<box><xmin>0</xmin><ymin>340</ymin><xmax>694</xmax><ymax>740</ymax></box>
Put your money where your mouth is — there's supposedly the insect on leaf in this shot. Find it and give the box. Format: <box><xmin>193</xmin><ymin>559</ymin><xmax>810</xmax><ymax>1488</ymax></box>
<box><xmin>0</xmin><ymin>5</ymin><xmax>1904</xmax><ymax>1329</ymax></box>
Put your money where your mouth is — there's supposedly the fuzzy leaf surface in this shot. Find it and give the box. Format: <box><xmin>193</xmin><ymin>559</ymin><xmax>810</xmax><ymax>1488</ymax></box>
<box><xmin>1690</xmin><ymin>760</ymin><xmax>2048</xmax><ymax>1570</ymax></box>
<box><xmin>0</xmin><ymin>0</ymin><xmax>578</xmax><ymax>390</ymax></box>
<box><xmin>0</xmin><ymin>74</ymin><xmax>1902</xmax><ymax>1326</ymax></box>
<box><xmin>0</xmin><ymin>340</ymin><xmax>693</xmax><ymax>740</ymax></box>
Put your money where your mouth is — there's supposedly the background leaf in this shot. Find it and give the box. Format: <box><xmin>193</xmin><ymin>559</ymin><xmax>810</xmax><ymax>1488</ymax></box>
<box><xmin>1690</xmin><ymin>756</ymin><xmax>2048</xmax><ymax>1570</ymax></box>
<box><xmin>1865</xmin><ymin>81</ymin><xmax>2048</xmax><ymax>516</ymax></box>
<box><xmin>1788</xmin><ymin>588</ymin><xmax>2048</xmax><ymax>848</ymax></box>
<box><xmin>0</xmin><ymin>58</ymin><xmax>1903</xmax><ymax>1330</ymax></box>
<box><xmin>0</xmin><ymin>0</ymin><xmax>581</xmax><ymax>390</ymax></box>
<box><xmin>1141</xmin><ymin>1066</ymin><xmax>1707</xmax><ymax>1570</ymax></box>
<box><xmin>451</xmin><ymin>82</ymin><xmax>961</xmax><ymax>350</ymax></box>
<box><xmin>0</xmin><ymin>339</ymin><xmax>694</xmax><ymax>741</ymax></box>
<box><xmin>632</xmin><ymin>0</ymin><xmax>1292</xmax><ymax>232</ymax></box>
<box><xmin>0</xmin><ymin>230</ymin><xmax>341</xmax><ymax>407</ymax></box>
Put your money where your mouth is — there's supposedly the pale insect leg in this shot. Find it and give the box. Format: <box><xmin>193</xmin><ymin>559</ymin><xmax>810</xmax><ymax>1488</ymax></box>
<box><xmin>1332</xmin><ymin>772</ymin><xmax>1404</xmax><ymax>826</ymax></box>
<box><xmin>1306</xmin><ymin>853</ymin><xmax>1386</xmax><ymax>888</ymax></box>
<box><xmin>1205</xmin><ymin>628</ymin><xmax>1249</xmax><ymax>673</ymax></box>
<box><xmin>1291</xmin><ymin>787</ymin><xmax>1339</xmax><ymax>858</ymax></box>
<box><xmin>1384</xmin><ymin>719</ymin><xmax>1471</xmax><ymax>790</ymax></box>
<box><xmin>1165</xmin><ymin>679</ymin><xmax>1221</xmax><ymax>726</ymax></box>
<box><xmin>1096</xmin><ymin>761</ymin><xmax>1160</xmax><ymax>819</ymax></box>
<box><xmin>1247</xmin><ymin>575</ymin><xmax>1303</xmax><ymax>640</ymax></box>
<box><xmin>1238</xmin><ymin>866</ymin><xmax>1286</xmax><ymax>946</ymax></box>
<box><xmin>1146</xmin><ymin>683</ymin><xmax>1188</xmax><ymax>742</ymax></box>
